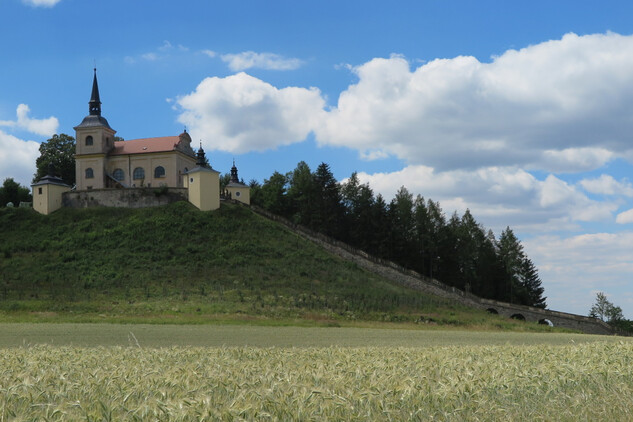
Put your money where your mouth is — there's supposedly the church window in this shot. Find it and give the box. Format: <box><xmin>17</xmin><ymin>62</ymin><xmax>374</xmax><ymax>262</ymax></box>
<box><xmin>133</xmin><ymin>167</ymin><xmax>145</xmax><ymax>180</ymax></box>
<box><xmin>235</xmin><ymin>191</ymin><xmax>241</xmax><ymax>197</ymax></box>
<box><xmin>112</xmin><ymin>168</ymin><xmax>124</xmax><ymax>181</ymax></box>
<box><xmin>86</xmin><ymin>136</ymin><xmax>93</xmax><ymax>146</ymax></box>
<box><xmin>85</xmin><ymin>168</ymin><xmax>94</xmax><ymax>179</ymax></box>
<box><xmin>154</xmin><ymin>166</ymin><xmax>166</xmax><ymax>178</ymax></box>
<box><xmin>38</xmin><ymin>187</ymin><xmax>42</xmax><ymax>195</ymax></box>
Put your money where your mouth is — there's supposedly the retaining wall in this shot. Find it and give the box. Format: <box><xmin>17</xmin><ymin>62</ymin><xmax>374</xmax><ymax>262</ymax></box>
<box><xmin>63</xmin><ymin>188</ymin><xmax>188</xmax><ymax>209</ymax></box>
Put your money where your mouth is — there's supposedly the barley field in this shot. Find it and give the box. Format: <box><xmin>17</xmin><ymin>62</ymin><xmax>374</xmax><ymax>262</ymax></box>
<box><xmin>2</xmin><ymin>341</ymin><xmax>633</xmax><ymax>421</ymax></box>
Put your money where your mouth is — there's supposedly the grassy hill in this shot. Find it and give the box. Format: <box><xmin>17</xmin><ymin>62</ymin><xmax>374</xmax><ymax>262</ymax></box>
<box><xmin>0</xmin><ymin>202</ymin><xmax>557</xmax><ymax>330</ymax></box>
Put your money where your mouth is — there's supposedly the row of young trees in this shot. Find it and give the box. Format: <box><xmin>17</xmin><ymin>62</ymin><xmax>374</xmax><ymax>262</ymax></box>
<box><xmin>248</xmin><ymin>161</ymin><xmax>547</xmax><ymax>308</ymax></box>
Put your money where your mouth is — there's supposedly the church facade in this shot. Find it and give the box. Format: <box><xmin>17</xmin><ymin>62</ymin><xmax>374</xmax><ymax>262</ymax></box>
<box><xmin>31</xmin><ymin>70</ymin><xmax>249</xmax><ymax>215</ymax></box>
<box><xmin>74</xmin><ymin>70</ymin><xmax>198</xmax><ymax>191</ymax></box>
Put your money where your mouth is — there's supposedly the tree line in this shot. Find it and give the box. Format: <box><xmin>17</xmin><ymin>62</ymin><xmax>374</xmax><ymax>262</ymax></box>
<box><xmin>248</xmin><ymin>161</ymin><xmax>547</xmax><ymax>308</ymax></box>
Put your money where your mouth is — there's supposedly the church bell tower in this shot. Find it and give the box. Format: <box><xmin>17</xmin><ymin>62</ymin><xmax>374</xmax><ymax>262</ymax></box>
<box><xmin>74</xmin><ymin>69</ymin><xmax>117</xmax><ymax>190</ymax></box>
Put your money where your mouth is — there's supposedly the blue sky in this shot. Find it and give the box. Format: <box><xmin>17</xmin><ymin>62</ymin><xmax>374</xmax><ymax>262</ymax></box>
<box><xmin>2</xmin><ymin>0</ymin><xmax>633</xmax><ymax>318</ymax></box>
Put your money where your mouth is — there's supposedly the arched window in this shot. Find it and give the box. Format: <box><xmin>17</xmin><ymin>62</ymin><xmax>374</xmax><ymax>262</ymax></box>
<box><xmin>154</xmin><ymin>166</ymin><xmax>166</xmax><ymax>178</ymax></box>
<box><xmin>85</xmin><ymin>136</ymin><xmax>93</xmax><ymax>146</ymax></box>
<box><xmin>85</xmin><ymin>168</ymin><xmax>94</xmax><ymax>179</ymax></box>
<box><xmin>112</xmin><ymin>168</ymin><xmax>124</xmax><ymax>181</ymax></box>
<box><xmin>133</xmin><ymin>167</ymin><xmax>145</xmax><ymax>180</ymax></box>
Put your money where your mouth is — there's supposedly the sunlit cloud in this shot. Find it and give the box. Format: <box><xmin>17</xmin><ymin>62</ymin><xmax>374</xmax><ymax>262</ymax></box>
<box><xmin>0</xmin><ymin>104</ymin><xmax>58</xmax><ymax>137</ymax></box>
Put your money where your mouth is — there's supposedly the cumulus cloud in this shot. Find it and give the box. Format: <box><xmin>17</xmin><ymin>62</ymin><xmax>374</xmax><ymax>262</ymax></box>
<box><xmin>616</xmin><ymin>208</ymin><xmax>633</xmax><ymax>224</ymax></box>
<box><xmin>580</xmin><ymin>174</ymin><xmax>633</xmax><ymax>197</ymax></box>
<box><xmin>174</xmin><ymin>32</ymin><xmax>633</xmax><ymax>233</ymax></box>
<box><xmin>315</xmin><ymin>33</ymin><xmax>633</xmax><ymax>173</ymax></box>
<box><xmin>21</xmin><ymin>0</ymin><xmax>61</xmax><ymax>7</ymax></box>
<box><xmin>354</xmin><ymin>165</ymin><xmax>617</xmax><ymax>233</ymax></box>
<box><xmin>221</xmin><ymin>52</ymin><xmax>304</xmax><ymax>71</ymax></box>
<box><xmin>178</xmin><ymin>32</ymin><xmax>633</xmax><ymax>174</ymax></box>
<box><xmin>0</xmin><ymin>130</ymin><xmax>40</xmax><ymax>187</ymax></box>
<box><xmin>0</xmin><ymin>104</ymin><xmax>58</xmax><ymax>137</ymax></box>
<box><xmin>176</xmin><ymin>72</ymin><xmax>325</xmax><ymax>153</ymax></box>
<box><xmin>523</xmin><ymin>232</ymin><xmax>633</xmax><ymax>316</ymax></box>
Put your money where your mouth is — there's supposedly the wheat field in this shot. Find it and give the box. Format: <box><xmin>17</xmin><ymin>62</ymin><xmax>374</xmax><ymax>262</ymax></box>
<box><xmin>1</xmin><ymin>341</ymin><xmax>633</xmax><ymax>421</ymax></box>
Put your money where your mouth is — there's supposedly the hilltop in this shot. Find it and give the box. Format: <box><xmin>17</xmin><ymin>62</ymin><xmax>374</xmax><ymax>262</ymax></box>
<box><xmin>0</xmin><ymin>202</ymin><xmax>557</xmax><ymax>331</ymax></box>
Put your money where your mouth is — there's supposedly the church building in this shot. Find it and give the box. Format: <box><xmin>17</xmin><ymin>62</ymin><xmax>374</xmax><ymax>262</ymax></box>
<box><xmin>74</xmin><ymin>69</ymin><xmax>197</xmax><ymax>191</ymax></box>
<box><xmin>31</xmin><ymin>70</ymin><xmax>250</xmax><ymax>215</ymax></box>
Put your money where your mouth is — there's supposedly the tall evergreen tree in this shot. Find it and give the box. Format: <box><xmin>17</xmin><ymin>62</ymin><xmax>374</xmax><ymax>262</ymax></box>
<box><xmin>259</xmin><ymin>171</ymin><xmax>289</xmax><ymax>216</ymax></box>
<box><xmin>413</xmin><ymin>195</ymin><xmax>430</xmax><ymax>276</ymax></box>
<box><xmin>341</xmin><ymin>172</ymin><xmax>376</xmax><ymax>250</ymax></box>
<box><xmin>426</xmin><ymin>199</ymin><xmax>446</xmax><ymax>279</ymax></box>
<box><xmin>370</xmin><ymin>194</ymin><xmax>391</xmax><ymax>258</ymax></box>
<box><xmin>497</xmin><ymin>227</ymin><xmax>525</xmax><ymax>303</ymax></box>
<box><xmin>520</xmin><ymin>257</ymin><xmax>547</xmax><ymax>308</ymax></box>
<box><xmin>287</xmin><ymin>161</ymin><xmax>315</xmax><ymax>225</ymax></box>
<box><xmin>389</xmin><ymin>186</ymin><xmax>416</xmax><ymax>267</ymax></box>
<box><xmin>312</xmin><ymin>163</ymin><xmax>344</xmax><ymax>237</ymax></box>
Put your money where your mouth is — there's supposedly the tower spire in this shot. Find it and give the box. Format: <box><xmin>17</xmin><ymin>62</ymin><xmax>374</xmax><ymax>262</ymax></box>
<box><xmin>230</xmin><ymin>159</ymin><xmax>239</xmax><ymax>183</ymax></box>
<box><xmin>89</xmin><ymin>68</ymin><xmax>102</xmax><ymax>116</ymax></box>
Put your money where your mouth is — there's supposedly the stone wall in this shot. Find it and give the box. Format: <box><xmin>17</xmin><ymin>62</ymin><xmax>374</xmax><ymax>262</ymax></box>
<box><xmin>63</xmin><ymin>188</ymin><xmax>188</xmax><ymax>209</ymax></box>
<box><xmin>251</xmin><ymin>206</ymin><xmax>616</xmax><ymax>335</ymax></box>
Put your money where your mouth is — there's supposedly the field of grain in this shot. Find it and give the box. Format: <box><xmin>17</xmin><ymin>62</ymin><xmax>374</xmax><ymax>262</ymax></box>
<box><xmin>2</xmin><ymin>341</ymin><xmax>633</xmax><ymax>421</ymax></box>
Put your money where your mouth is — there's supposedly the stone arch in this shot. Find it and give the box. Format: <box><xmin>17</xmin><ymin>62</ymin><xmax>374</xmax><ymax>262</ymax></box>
<box><xmin>486</xmin><ymin>308</ymin><xmax>498</xmax><ymax>314</ymax></box>
<box><xmin>510</xmin><ymin>313</ymin><xmax>526</xmax><ymax>320</ymax></box>
<box><xmin>538</xmin><ymin>318</ymin><xmax>554</xmax><ymax>326</ymax></box>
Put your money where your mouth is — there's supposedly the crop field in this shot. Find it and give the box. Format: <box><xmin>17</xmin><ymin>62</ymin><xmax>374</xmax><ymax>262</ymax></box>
<box><xmin>0</xmin><ymin>323</ymin><xmax>618</xmax><ymax>348</ymax></box>
<box><xmin>1</xmin><ymin>326</ymin><xmax>633</xmax><ymax>420</ymax></box>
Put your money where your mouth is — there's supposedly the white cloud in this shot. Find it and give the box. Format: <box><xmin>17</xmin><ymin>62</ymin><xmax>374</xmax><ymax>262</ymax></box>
<box><xmin>179</xmin><ymin>32</ymin><xmax>633</xmax><ymax>174</ymax></box>
<box><xmin>580</xmin><ymin>174</ymin><xmax>633</xmax><ymax>197</ymax></box>
<box><xmin>221</xmin><ymin>51</ymin><xmax>304</xmax><ymax>71</ymax></box>
<box><xmin>523</xmin><ymin>232</ymin><xmax>633</xmax><ymax>317</ymax></box>
<box><xmin>202</xmin><ymin>50</ymin><xmax>217</xmax><ymax>58</ymax></box>
<box><xmin>315</xmin><ymin>33</ymin><xmax>633</xmax><ymax>173</ymax></box>
<box><xmin>539</xmin><ymin>148</ymin><xmax>614</xmax><ymax>173</ymax></box>
<box><xmin>21</xmin><ymin>0</ymin><xmax>61</xmax><ymax>7</ymax></box>
<box><xmin>141</xmin><ymin>53</ymin><xmax>158</xmax><ymax>61</ymax></box>
<box><xmin>174</xmin><ymin>32</ymin><xmax>633</xmax><ymax>236</ymax></box>
<box><xmin>354</xmin><ymin>165</ymin><xmax>616</xmax><ymax>233</ymax></box>
<box><xmin>0</xmin><ymin>130</ymin><xmax>40</xmax><ymax>187</ymax></box>
<box><xmin>616</xmin><ymin>208</ymin><xmax>633</xmax><ymax>224</ymax></box>
<box><xmin>176</xmin><ymin>72</ymin><xmax>325</xmax><ymax>153</ymax></box>
<box><xmin>126</xmin><ymin>41</ymin><xmax>189</xmax><ymax>63</ymax></box>
<box><xmin>0</xmin><ymin>104</ymin><xmax>58</xmax><ymax>137</ymax></box>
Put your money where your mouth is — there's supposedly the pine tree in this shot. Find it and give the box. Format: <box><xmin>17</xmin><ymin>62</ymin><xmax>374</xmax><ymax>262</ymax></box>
<box><xmin>520</xmin><ymin>257</ymin><xmax>547</xmax><ymax>308</ymax></box>
<box><xmin>497</xmin><ymin>227</ymin><xmax>524</xmax><ymax>304</ymax></box>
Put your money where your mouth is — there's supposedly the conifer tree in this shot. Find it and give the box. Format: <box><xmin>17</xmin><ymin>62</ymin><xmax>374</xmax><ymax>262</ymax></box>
<box><xmin>520</xmin><ymin>257</ymin><xmax>547</xmax><ymax>308</ymax></box>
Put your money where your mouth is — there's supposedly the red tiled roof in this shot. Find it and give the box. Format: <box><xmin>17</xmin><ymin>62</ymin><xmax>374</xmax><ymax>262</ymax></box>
<box><xmin>110</xmin><ymin>136</ymin><xmax>180</xmax><ymax>155</ymax></box>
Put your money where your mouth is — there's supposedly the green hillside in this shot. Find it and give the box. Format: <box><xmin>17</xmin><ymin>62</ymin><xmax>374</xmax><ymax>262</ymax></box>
<box><xmin>0</xmin><ymin>202</ymin><xmax>555</xmax><ymax>330</ymax></box>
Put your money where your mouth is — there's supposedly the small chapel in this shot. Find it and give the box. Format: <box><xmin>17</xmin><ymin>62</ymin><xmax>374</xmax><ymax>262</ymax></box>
<box><xmin>31</xmin><ymin>70</ymin><xmax>249</xmax><ymax>214</ymax></box>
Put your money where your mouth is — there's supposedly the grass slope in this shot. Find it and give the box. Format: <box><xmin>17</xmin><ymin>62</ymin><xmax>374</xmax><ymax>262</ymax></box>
<box><xmin>0</xmin><ymin>203</ymin><xmax>555</xmax><ymax>331</ymax></box>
